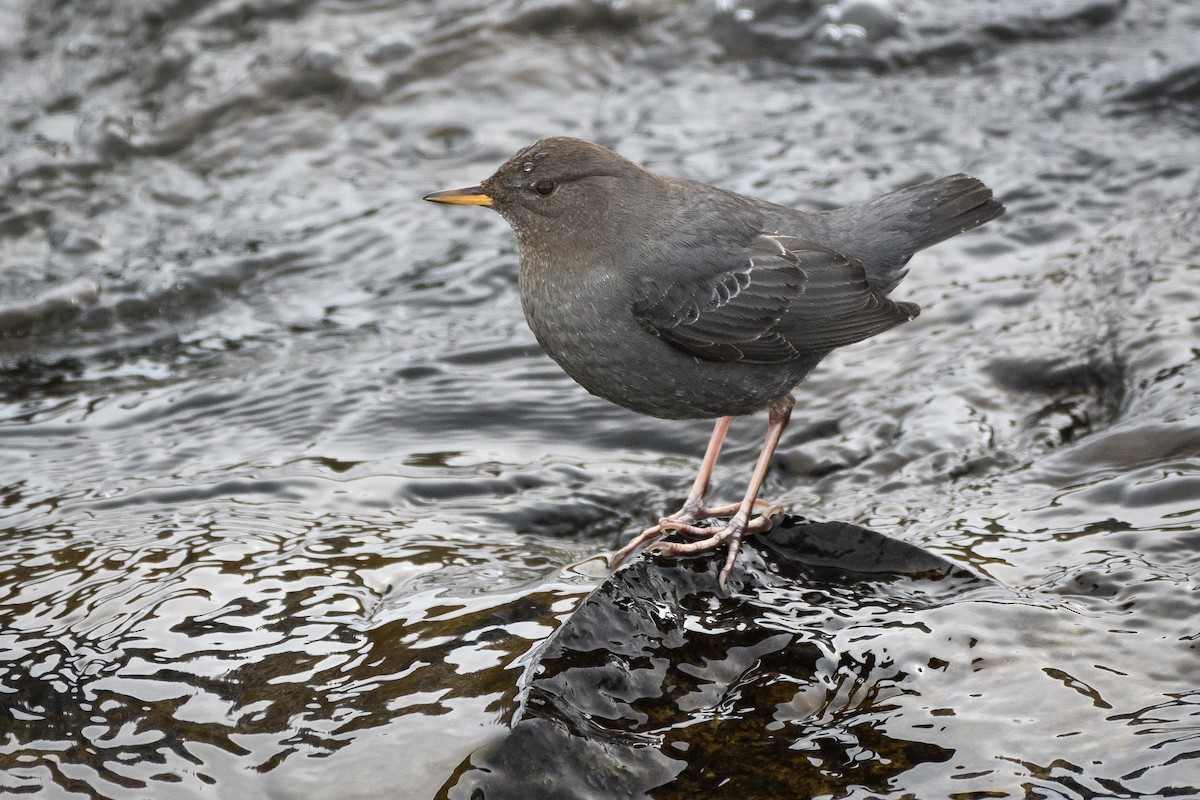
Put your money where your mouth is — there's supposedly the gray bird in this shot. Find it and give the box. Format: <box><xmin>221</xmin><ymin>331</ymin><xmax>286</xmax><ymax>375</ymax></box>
<box><xmin>425</xmin><ymin>136</ymin><xmax>1004</xmax><ymax>588</ymax></box>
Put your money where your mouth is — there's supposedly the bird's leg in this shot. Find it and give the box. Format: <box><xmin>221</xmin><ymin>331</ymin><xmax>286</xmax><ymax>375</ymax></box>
<box><xmin>649</xmin><ymin>394</ymin><xmax>794</xmax><ymax>588</ymax></box>
<box><xmin>675</xmin><ymin>415</ymin><xmax>733</xmax><ymax>520</ymax></box>
<box><xmin>611</xmin><ymin>416</ymin><xmax>733</xmax><ymax>566</ymax></box>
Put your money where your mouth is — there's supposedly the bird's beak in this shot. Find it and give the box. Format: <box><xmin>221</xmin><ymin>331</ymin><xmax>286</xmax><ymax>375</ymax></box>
<box><xmin>423</xmin><ymin>186</ymin><xmax>493</xmax><ymax>207</ymax></box>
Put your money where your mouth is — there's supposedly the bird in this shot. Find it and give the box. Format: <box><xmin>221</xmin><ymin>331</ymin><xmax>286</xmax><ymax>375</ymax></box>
<box><xmin>424</xmin><ymin>136</ymin><xmax>1004</xmax><ymax>588</ymax></box>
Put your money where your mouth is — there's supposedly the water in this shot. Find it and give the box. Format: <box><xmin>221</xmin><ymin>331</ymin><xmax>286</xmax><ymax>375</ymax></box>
<box><xmin>2</xmin><ymin>1</ymin><xmax>1198</xmax><ymax>797</ymax></box>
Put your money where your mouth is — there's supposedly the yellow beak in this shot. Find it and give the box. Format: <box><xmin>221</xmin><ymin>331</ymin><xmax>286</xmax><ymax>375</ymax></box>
<box><xmin>423</xmin><ymin>186</ymin><xmax>493</xmax><ymax>207</ymax></box>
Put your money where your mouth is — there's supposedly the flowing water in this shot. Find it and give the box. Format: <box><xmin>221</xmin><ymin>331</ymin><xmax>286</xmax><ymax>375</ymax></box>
<box><xmin>2</xmin><ymin>1</ymin><xmax>1199</xmax><ymax>798</ymax></box>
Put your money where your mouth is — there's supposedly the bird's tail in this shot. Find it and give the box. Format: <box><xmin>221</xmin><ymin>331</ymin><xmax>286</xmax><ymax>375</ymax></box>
<box><xmin>826</xmin><ymin>174</ymin><xmax>1005</xmax><ymax>295</ymax></box>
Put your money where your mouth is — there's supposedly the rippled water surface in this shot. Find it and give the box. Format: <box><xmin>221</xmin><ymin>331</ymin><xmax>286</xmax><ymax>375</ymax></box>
<box><xmin>2</xmin><ymin>1</ymin><xmax>1199</xmax><ymax>798</ymax></box>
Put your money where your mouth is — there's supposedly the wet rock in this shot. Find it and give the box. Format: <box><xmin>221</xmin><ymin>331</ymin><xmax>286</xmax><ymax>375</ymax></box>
<box><xmin>444</xmin><ymin>517</ymin><xmax>990</xmax><ymax>799</ymax></box>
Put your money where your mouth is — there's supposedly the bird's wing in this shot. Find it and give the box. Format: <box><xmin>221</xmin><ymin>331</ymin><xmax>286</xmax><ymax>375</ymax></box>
<box><xmin>631</xmin><ymin>232</ymin><xmax>919</xmax><ymax>364</ymax></box>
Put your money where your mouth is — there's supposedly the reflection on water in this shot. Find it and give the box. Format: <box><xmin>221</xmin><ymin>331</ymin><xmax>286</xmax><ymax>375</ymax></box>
<box><xmin>0</xmin><ymin>502</ymin><xmax>597</xmax><ymax>797</ymax></box>
<box><xmin>2</xmin><ymin>0</ymin><xmax>1200</xmax><ymax>797</ymax></box>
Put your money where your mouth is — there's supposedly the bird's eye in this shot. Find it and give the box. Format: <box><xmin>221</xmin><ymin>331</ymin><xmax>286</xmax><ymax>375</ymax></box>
<box><xmin>534</xmin><ymin>180</ymin><xmax>556</xmax><ymax>196</ymax></box>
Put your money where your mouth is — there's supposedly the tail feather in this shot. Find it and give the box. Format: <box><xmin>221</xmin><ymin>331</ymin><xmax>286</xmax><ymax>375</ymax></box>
<box><xmin>909</xmin><ymin>174</ymin><xmax>1006</xmax><ymax>252</ymax></box>
<box><xmin>823</xmin><ymin>174</ymin><xmax>1005</xmax><ymax>295</ymax></box>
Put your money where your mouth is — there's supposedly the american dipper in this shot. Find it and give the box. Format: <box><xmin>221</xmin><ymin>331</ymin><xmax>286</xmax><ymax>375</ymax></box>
<box><xmin>425</xmin><ymin>137</ymin><xmax>1004</xmax><ymax>588</ymax></box>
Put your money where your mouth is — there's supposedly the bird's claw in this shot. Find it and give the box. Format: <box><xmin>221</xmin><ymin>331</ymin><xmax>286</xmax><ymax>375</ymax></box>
<box><xmin>611</xmin><ymin>499</ymin><xmax>778</xmax><ymax>568</ymax></box>
<box><xmin>647</xmin><ymin>515</ymin><xmax>754</xmax><ymax>589</ymax></box>
<box><xmin>615</xmin><ymin>503</ymin><xmax>784</xmax><ymax>588</ymax></box>
<box><xmin>611</xmin><ymin>513</ymin><xmax>695</xmax><ymax>567</ymax></box>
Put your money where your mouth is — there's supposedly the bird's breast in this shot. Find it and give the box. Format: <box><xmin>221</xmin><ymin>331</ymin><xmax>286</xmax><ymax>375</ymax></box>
<box><xmin>515</xmin><ymin>251</ymin><xmax>814</xmax><ymax>420</ymax></box>
<box><xmin>518</xmin><ymin>252</ymin><xmax>629</xmax><ymax>370</ymax></box>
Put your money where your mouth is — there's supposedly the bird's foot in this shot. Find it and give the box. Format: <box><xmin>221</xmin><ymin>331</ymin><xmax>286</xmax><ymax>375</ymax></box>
<box><xmin>611</xmin><ymin>499</ymin><xmax>776</xmax><ymax>568</ymax></box>
<box><xmin>612</xmin><ymin>501</ymin><xmax>783</xmax><ymax>588</ymax></box>
<box><xmin>647</xmin><ymin>505</ymin><xmax>782</xmax><ymax>588</ymax></box>
<box><xmin>611</xmin><ymin>513</ymin><xmax>695</xmax><ymax>568</ymax></box>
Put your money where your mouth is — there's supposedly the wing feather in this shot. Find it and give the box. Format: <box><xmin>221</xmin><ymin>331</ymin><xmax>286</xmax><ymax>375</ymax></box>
<box><xmin>632</xmin><ymin>232</ymin><xmax>918</xmax><ymax>364</ymax></box>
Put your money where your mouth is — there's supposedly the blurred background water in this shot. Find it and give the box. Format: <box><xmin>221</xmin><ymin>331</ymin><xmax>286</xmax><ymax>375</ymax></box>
<box><xmin>1</xmin><ymin>1</ymin><xmax>1198</xmax><ymax>798</ymax></box>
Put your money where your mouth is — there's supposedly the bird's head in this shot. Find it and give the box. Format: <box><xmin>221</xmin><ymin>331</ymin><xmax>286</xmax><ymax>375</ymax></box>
<box><xmin>424</xmin><ymin>137</ymin><xmax>663</xmax><ymax>253</ymax></box>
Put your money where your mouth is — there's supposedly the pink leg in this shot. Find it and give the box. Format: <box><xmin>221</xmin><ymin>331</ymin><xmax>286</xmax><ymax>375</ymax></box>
<box><xmin>649</xmin><ymin>394</ymin><xmax>794</xmax><ymax>589</ymax></box>
<box><xmin>679</xmin><ymin>415</ymin><xmax>732</xmax><ymax>518</ymax></box>
<box><xmin>612</xmin><ymin>416</ymin><xmax>732</xmax><ymax>566</ymax></box>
